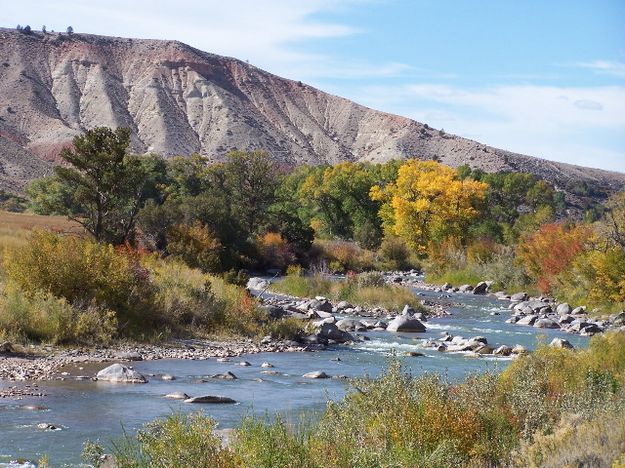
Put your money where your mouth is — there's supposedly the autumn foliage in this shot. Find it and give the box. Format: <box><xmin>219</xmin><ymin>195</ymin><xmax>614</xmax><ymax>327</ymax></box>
<box><xmin>370</xmin><ymin>160</ymin><xmax>487</xmax><ymax>253</ymax></box>
<box><xmin>517</xmin><ymin>222</ymin><xmax>591</xmax><ymax>293</ymax></box>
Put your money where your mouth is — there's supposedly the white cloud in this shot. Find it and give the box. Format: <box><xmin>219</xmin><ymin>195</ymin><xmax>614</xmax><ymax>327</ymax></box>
<box><xmin>574</xmin><ymin>60</ymin><xmax>625</xmax><ymax>78</ymax></box>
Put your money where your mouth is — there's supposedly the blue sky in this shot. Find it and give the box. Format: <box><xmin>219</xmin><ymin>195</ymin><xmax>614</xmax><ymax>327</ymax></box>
<box><xmin>3</xmin><ymin>0</ymin><xmax>624</xmax><ymax>171</ymax></box>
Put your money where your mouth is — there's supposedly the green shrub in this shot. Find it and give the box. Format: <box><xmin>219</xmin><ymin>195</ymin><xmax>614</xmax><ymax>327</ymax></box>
<box><xmin>0</xmin><ymin>286</ymin><xmax>117</xmax><ymax>344</ymax></box>
<box><xmin>112</xmin><ymin>412</ymin><xmax>236</xmax><ymax>468</ymax></box>
<box><xmin>377</xmin><ymin>236</ymin><xmax>420</xmax><ymax>271</ymax></box>
<box><xmin>356</xmin><ymin>271</ymin><xmax>384</xmax><ymax>288</ymax></box>
<box><xmin>513</xmin><ymin>408</ymin><xmax>625</xmax><ymax>467</ymax></box>
<box><xmin>3</xmin><ymin>231</ymin><xmax>157</xmax><ymax>330</ymax></box>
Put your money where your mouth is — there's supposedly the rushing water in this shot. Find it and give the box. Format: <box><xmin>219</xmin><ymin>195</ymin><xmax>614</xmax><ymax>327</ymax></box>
<box><xmin>0</xmin><ymin>286</ymin><xmax>588</xmax><ymax>466</ymax></box>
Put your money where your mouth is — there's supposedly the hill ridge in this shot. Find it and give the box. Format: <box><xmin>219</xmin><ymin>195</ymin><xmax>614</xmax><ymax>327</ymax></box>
<box><xmin>1</xmin><ymin>27</ymin><xmax>624</xmax><ymax>196</ymax></box>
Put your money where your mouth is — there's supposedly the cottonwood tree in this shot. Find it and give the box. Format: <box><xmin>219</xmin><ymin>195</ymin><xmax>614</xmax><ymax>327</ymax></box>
<box><xmin>370</xmin><ymin>160</ymin><xmax>488</xmax><ymax>253</ymax></box>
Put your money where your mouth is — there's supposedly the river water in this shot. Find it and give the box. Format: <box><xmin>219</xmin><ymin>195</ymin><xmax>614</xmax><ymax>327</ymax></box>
<box><xmin>0</xmin><ymin>286</ymin><xmax>588</xmax><ymax>466</ymax></box>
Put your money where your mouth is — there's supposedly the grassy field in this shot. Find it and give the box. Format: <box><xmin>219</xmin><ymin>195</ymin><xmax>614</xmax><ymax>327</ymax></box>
<box><xmin>0</xmin><ymin>210</ymin><xmax>81</xmax><ymax>233</ymax></box>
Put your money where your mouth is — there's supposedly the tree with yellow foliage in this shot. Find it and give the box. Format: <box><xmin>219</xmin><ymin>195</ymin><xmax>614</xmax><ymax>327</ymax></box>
<box><xmin>370</xmin><ymin>160</ymin><xmax>488</xmax><ymax>253</ymax></box>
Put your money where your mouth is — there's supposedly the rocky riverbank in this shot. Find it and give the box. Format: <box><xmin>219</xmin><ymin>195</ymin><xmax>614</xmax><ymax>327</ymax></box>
<box><xmin>409</xmin><ymin>277</ymin><xmax>625</xmax><ymax>337</ymax></box>
<box><xmin>0</xmin><ymin>337</ymin><xmax>305</xmax><ymax>383</ymax></box>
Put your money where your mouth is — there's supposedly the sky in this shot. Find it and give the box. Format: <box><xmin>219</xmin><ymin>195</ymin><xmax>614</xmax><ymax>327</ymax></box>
<box><xmin>2</xmin><ymin>0</ymin><xmax>625</xmax><ymax>171</ymax></box>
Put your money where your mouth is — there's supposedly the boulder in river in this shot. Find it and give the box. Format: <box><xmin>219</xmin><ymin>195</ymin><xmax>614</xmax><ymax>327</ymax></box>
<box><xmin>96</xmin><ymin>364</ymin><xmax>147</xmax><ymax>383</ymax></box>
<box><xmin>516</xmin><ymin>315</ymin><xmax>537</xmax><ymax>326</ymax></box>
<box><xmin>185</xmin><ymin>395</ymin><xmax>237</xmax><ymax>404</ymax></box>
<box><xmin>336</xmin><ymin>319</ymin><xmax>366</xmax><ymax>332</ymax></box>
<box><xmin>316</xmin><ymin>322</ymin><xmax>353</xmax><ymax>343</ymax></box>
<box><xmin>493</xmin><ymin>345</ymin><xmax>512</xmax><ymax>356</ymax></box>
<box><xmin>211</xmin><ymin>371</ymin><xmax>238</xmax><ymax>380</ymax></box>
<box><xmin>37</xmin><ymin>423</ymin><xmax>61</xmax><ymax>431</ymax></box>
<box><xmin>386</xmin><ymin>315</ymin><xmax>426</xmax><ymax>333</ymax></box>
<box><xmin>303</xmin><ymin>371</ymin><xmax>330</xmax><ymax>379</ymax></box>
<box><xmin>458</xmin><ymin>284</ymin><xmax>473</xmax><ymax>293</ymax></box>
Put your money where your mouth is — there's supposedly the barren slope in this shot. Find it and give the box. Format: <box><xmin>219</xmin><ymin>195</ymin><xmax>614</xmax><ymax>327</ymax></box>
<box><xmin>1</xmin><ymin>28</ymin><xmax>624</xmax><ymax>196</ymax></box>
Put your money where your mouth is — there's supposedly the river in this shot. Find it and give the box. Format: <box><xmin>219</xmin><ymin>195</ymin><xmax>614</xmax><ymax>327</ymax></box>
<box><xmin>0</xmin><ymin>285</ymin><xmax>588</xmax><ymax>466</ymax></box>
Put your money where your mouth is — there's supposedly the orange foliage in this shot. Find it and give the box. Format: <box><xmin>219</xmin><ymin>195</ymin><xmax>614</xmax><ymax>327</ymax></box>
<box><xmin>517</xmin><ymin>222</ymin><xmax>591</xmax><ymax>293</ymax></box>
<box><xmin>256</xmin><ymin>232</ymin><xmax>296</xmax><ymax>271</ymax></box>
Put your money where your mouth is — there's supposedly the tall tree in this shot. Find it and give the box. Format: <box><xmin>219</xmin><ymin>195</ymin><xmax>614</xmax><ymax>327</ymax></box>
<box><xmin>370</xmin><ymin>160</ymin><xmax>487</xmax><ymax>253</ymax></box>
<box><xmin>27</xmin><ymin>127</ymin><xmax>165</xmax><ymax>244</ymax></box>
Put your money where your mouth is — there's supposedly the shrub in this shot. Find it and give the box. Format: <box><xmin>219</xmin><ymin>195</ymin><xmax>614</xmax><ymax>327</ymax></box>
<box><xmin>356</xmin><ymin>271</ymin><xmax>385</xmax><ymax>288</ymax></box>
<box><xmin>517</xmin><ymin>222</ymin><xmax>591</xmax><ymax>293</ymax></box>
<box><xmin>377</xmin><ymin>236</ymin><xmax>420</xmax><ymax>270</ymax></box>
<box><xmin>167</xmin><ymin>222</ymin><xmax>223</xmax><ymax>273</ymax></box>
<box><xmin>3</xmin><ymin>231</ymin><xmax>157</xmax><ymax>333</ymax></box>
<box><xmin>513</xmin><ymin>409</ymin><xmax>625</xmax><ymax>467</ymax></box>
<box><xmin>0</xmin><ymin>286</ymin><xmax>117</xmax><ymax>344</ymax></box>
<box><xmin>256</xmin><ymin>232</ymin><xmax>296</xmax><ymax>271</ymax></box>
<box><xmin>313</xmin><ymin>239</ymin><xmax>375</xmax><ymax>272</ymax></box>
<box><xmin>112</xmin><ymin>412</ymin><xmax>236</xmax><ymax>468</ymax></box>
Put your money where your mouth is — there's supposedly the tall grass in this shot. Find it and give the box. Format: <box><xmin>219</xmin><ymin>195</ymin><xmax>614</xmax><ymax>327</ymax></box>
<box><xmin>271</xmin><ymin>271</ymin><xmax>426</xmax><ymax>313</ymax></box>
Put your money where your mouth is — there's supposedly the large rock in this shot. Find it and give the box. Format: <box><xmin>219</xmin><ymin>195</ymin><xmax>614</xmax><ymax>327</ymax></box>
<box><xmin>336</xmin><ymin>319</ymin><xmax>366</xmax><ymax>332</ymax></box>
<box><xmin>303</xmin><ymin>371</ymin><xmax>330</xmax><ymax>379</ymax></box>
<box><xmin>316</xmin><ymin>322</ymin><xmax>353</xmax><ymax>343</ymax></box>
<box><xmin>247</xmin><ymin>277</ymin><xmax>269</xmax><ymax>290</ymax></box>
<box><xmin>510</xmin><ymin>292</ymin><xmax>528</xmax><ymax>302</ymax></box>
<box><xmin>493</xmin><ymin>345</ymin><xmax>513</xmax><ymax>356</ymax></box>
<box><xmin>96</xmin><ymin>364</ymin><xmax>147</xmax><ymax>383</ymax></box>
<box><xmin>550</xmin><ymin>338</ymin><xmax>573</xmax><ymax>349</ymax></box>
<box><xmin>335</xmin><ymin>301</ymin><xmax>353</xmax><ymax>310</ymax></box>
<box><xmin>458</xmin><ymin>284</ymin><xmax>473</xmax><ymax>293</ymax></box>
<box><xmin>386</xmin><ymin>315</ymin><xmax>426</xmax><ymax>333</ymax></box>
<box><xmin>556</xmin><ymin>303</ymin><xmax>573</xmax><ymax>315</ymax></box>
<box><xmin>210</xmin><ymin>371</ymin><xmax>238</xmax><ymax>380</ymax></box>
<box><xmin>534</xmin><ymin>318</ymin><xmax>560</xmax><ymax>329</ymax></box>
<box><xmin>516</xmin><ymin>315</ymin><xmax>538</xmax><ymax>326</ymax></box>
<box><xmin>472</xmin><ymin>281</ymin><xmax>489</xmax><ymax>295</ymax></box>
<box><xmin>184</xmin><ymin>395</ymin><xmax>237</xmax><ymax>404</ymax></box>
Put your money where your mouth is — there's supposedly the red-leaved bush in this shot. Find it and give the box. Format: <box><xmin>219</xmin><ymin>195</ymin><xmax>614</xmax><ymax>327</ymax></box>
<box><xmin>517</xmin><ymin>222</ymin><xmax>591</xmax><ymax>293</ymax></box>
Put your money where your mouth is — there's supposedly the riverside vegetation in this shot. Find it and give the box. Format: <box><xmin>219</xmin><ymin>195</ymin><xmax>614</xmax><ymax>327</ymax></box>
<box><xmin>2</xmin><ymin>126</ymin><xmax>625</xmax><ymax>465</ymax></box>
<box><xmin>83</xmin><ymin>331</ymin><xmax>625</xmax><ymax>467</ymax></box>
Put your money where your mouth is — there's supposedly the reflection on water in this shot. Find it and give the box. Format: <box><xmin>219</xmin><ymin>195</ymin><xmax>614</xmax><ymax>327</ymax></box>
<box><xmin>0</xmin><ymin>287</ymin><xmax>588</xmax><ymax>466</ymax></box>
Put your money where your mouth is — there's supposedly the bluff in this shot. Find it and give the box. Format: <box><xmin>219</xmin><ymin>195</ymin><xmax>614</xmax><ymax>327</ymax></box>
<box><xmin>1</xmin><ymin>28</ymin><xmax>624</xmax><ymax>199</ymax></box>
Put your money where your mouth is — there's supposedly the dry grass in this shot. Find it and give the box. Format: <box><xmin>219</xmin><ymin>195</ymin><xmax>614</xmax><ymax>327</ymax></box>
<box><xmin>0</xmin><ymin>210</ymin><xmax>82</xmax><ymax>233</ymax></box>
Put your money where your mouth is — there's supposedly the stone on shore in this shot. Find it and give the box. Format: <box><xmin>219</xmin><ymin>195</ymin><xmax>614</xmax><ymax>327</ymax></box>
<box><xmin>247</xmin><ymin>277</ymin><xmax>269</xmax><ymax>290</ymax></box>
<box><xmin>550</xmin><ymin>338</ymin><xmax>574</xmax><ymax>349</ymax></box>
<box><xmin>556</xmin><ymin>303</ymin><xmax>573</xmax><ymax>315</ymax></box>
<box><xmin>96</xmin><ymin>364</ymin><xmax>147</xmax><ymax>383</ymax></box>
<box><xmin>472</xmin><ymin>281</ymin><xmax>489</xmax><ymax>295</ymax></box>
